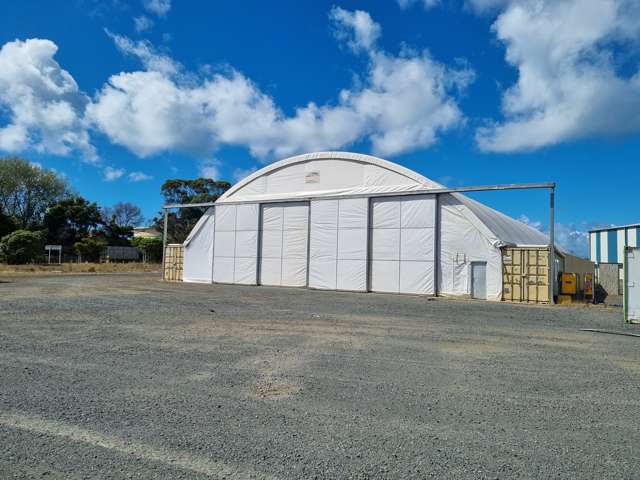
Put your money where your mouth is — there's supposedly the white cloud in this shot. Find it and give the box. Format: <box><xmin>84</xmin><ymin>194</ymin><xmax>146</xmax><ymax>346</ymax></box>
<box><xmin>134</xmin><ymin>16</ymin><xmax>154</xmax><ymax>33</ymax></box>
<box><xmin>519</xmin><ymin>214</ymin><xmax>590</xmax><ymax>257</ymax></box>
<box><xmin>555</xmin><ymin>225</ymin><xmax>590</xmax><ymax>258</ymax></box>
<box><xmin>232</xmin><ymin>166</ymin><xmax>258</xmax><ymax>183</ymax></box>
<box><xmin>142</xmin><ymin>0</ymin><xmax>170</xmax><ymax>17</ymax></box>
<box><xmin>88</xmin><ymin>69</ymin><xmax>218</xmax><ymax>157</ymax></box>
<box><xmin>329</xmin><ymin>7</ymin><xmax>381</xmax><ymax>53</ymax></box>
<box><xmin>128</xmin><ymin>171</ymin><xmax>153</xmax><ymax>181</ymax></box>
<box><xmin>397</xmin><ymin>0</ymin><xmax>441</xmax><ymax>10</ymax></box>
<box><xmin>0</xmin><ymin>39</ymin><xmax>96</xmax><ymax>161</ymax></box>
<box><xmin>518</xmin><ymin>214</ymin><xmax>543</xmax><ymax>233</ymax></box>
<box><xmin>106</xmin><ymin>30</ymin><xmax>178</xmax><ymax>75</ymax></box>
<box><xmin>0</xmin><ymin>8</ymin><xmax>472</xmax><ymax>171</ymax></box>
<box><xmin>349</xmin><ymin>51</ymin><xmax>473</xmax><ymax>156</ymax></box>
<box><xmin>465</xmin><ymin>0</ymin><xmax>509</xmax><ymax>13</ymax></box>
<box><xmin>103</xmin><ymin>166</ymin><xmax>125</xmax><ymax>181</ymax></box>
<box><xmin>475</xmin><ymin>0</ymin><xmax>640</xmax><ymax>152</ymax></box>
<box><xmin>89</xmin><ymin>11</ymin><xmax>471</xmax><ymax>160</ymax></box>
<box><xmin>199</xmin><ymin>159</ymin><xmax>221</xmax><ymax>179</ymax></box>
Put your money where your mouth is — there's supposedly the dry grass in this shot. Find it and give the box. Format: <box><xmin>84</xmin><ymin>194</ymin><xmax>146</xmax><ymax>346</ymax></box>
<box><xmin>0</xmin><ymin>262</ymin><xmax>161</xmax><ymax>275</ymax></box>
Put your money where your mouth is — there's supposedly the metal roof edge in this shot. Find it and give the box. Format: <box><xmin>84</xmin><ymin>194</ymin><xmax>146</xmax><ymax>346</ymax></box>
<box><xmin>588</xmin><ymin>223</ymin><xmax>640</xmax><ymax>233</ymax></box>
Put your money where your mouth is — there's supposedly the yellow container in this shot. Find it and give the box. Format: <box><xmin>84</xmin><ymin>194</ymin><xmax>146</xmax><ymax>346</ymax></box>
<box><xmin>502</xmin><ymin>247</ymin><xmax>550</xmax><ymax>303</ymax></box>
<box><xmin>584</xmin><ymin>273</ymin><xmax>593</xmax><ymax>297</ymax></box>
<box><xmin>561</xmin><ymin>273</ymin><xmax>577</xmax><ymax>295</ymax></box>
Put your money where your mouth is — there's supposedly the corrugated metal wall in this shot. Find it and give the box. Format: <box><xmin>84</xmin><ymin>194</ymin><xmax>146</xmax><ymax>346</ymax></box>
<box><xmin>590</xmin><ymin>226</ymin><xmax>640</xmax><ymax>264</ymax></box>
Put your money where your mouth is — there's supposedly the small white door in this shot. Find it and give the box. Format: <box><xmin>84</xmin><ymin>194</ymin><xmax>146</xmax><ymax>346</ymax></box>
<box><xmin>259</xmin><ymin>202</ymin><xmax>309</xmax><ymax>287</ymax></box>
<box><xmin>626</xmin><ymin>247</ymin><xmax>640</xmax><ymax>321</ymax></box>
<box><xmin>471</xmin><ymin>262</ymin><xmax>487</xmax><ymax>300</ymax></box>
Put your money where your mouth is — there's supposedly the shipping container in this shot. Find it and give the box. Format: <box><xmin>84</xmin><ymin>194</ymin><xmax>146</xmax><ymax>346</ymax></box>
<box><xmin>163</xmin><ymin>244</ymin><xmax>184</xmax><ymax>282</ymax></box>
<box><xmin>502</xmin><ymin>247</ymin><xmax>551</xmax><ymax>304</ymax></box>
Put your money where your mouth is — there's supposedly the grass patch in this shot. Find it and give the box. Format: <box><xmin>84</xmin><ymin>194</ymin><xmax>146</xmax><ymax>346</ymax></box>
<box><xmin>0</xmin><ymin>263</ymin><xmax>161</xmax><ymax>275</ymax></box>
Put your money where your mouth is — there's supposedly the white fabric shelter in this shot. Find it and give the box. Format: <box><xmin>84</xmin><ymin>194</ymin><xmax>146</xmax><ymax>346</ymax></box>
<box><xmin>182</xmin><ymin>207</ymin><xmax>215</xmax><ymax>283</ymax></box>
<box><xmin>260</xmin><ymin>202</ymin><xmax>309</xmax><ymax>287</ymax></box>
<box><xmin>182</xmin><ymin>151</ymin><xmax>549</xmax><ymax>301</ymax></box>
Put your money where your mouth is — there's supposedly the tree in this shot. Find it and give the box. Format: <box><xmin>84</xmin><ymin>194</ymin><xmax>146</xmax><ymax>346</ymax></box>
<box><xmin>131</xmin><ymin>237</ymin><xmax>163</xmax><ymax>263</ymax></box>
<box><xmin>153</xmin><ymin>178</ymin><xmax>230</xmax><ymax>243</ymax></box>
<box><xmin>98</xmin><ymin>218</ymin><xmax>133</xmax><ymax>247</ymax></box>
<box><xmin>43</xmin><ymin>196</ymin><xmax>102</xmax><ymax>252</ymax></box>
<box><xmin>74</xmin><ymin>238</ymin><xmax>107</xmax><ymax>262</ymax></box>
<box><xmin>0</xmin><ymin>205</ymin><xmax>19</xmax><ymax>238</ymax></box>
<box><xmin>159</xmin><ymin>179</ymin><xmax>230</xmax><ymax>206</ymax></box>
<box><xmin>0</xmin><ymin>157</ymin><xmax>69</xmax><ymax>228</ymax></box>
<box><xmin>102</xmin><ymin>202</ymin><xmax>144</xmax><ymax>228</ymax></box>
<box><xmin>0</xmin><ymin>230</ymin><xmax>45</xmax><ymax>264</ymax></box>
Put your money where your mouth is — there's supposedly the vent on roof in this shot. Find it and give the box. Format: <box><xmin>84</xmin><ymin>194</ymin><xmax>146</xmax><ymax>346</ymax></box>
<box><xmin>305</xmin><ymin>171</ymin><xmax>320</xmax><ymax>184</ymax></box>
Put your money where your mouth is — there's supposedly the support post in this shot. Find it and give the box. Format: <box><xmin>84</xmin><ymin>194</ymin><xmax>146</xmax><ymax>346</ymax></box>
<box><xmin>161</xmin><ymin>209</ymin><xmax>168</xmax><ymax>281</ymax></box>
<box><xmin>549</xmin><ymin>187</ymin><xmax>555</xmax><ymax>305</ymax></box>
<box><xmin>305</xmin><ymin>203</ymin><xmax>311</xmax><ymax>288</ymax></box>
<box><xmin>433</xmin><ymin>193</ymin><xmax>440</xmax><ymax>297</ymax></box>
<box><xmin>366</xmin><ymin>197</ymin><xmax>373</xmax><ymax>292</ymax></box>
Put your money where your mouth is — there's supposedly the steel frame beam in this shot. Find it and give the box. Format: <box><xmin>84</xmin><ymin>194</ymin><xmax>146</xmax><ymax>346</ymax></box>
<box><xmin>162</xmin><ymin>182</ymin><xmax>555</xmax><ymax>210</ymax></box>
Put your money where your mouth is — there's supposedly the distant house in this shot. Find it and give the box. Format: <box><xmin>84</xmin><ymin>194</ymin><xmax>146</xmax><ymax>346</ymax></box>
<box><xmin>133</xmin><ymin>226</ymin><xmax>161</xmax><ymax>239</ymax></box>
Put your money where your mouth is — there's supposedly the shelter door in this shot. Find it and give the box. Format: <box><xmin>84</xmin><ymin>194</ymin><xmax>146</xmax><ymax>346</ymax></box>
<box><xmin>369</xmin><ymin>195</ymin><xmax>435</xmax><ymax>294</ymax></box>
<box><xmin>259</xmin><ymin>202</ymin><xmax>309</xmax><ymax>287</ymax></box>
<box><xmin>471</xmin><ymin>262</ymin><xmax>487</xmax><ymax>300</ymax></box>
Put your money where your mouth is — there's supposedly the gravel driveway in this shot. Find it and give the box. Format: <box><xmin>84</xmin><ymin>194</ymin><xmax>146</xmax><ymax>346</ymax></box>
<box><xmin>0</xmin><ymin>273</ymin><xmax>638</xmax><ymax>479</ymax></box>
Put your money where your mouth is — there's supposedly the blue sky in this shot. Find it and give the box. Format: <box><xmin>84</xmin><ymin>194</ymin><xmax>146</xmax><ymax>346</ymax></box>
<box><xmin>1</xmin><ymin>0</ymin><xmax>639</xmax><ymax>256</ymax></box>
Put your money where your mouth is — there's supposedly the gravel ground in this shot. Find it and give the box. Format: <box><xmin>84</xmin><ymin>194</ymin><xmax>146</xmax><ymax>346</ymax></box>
<box><xmin>0</xmin><ymin>273</ymin><xmax>639</xmax><ymax>479</ymax></box>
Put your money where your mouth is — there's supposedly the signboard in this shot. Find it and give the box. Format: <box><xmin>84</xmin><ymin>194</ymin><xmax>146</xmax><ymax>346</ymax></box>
<box><xmin>44</xmin><ymin>245</ymin><xmax>62</xmax><ymax>264</ymax></box>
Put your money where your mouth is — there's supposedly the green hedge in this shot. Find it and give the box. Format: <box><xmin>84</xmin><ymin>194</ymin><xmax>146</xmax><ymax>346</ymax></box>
<box><xmin>0</xmin><ymin>230</ymin><xmax>45</xmax><ymax>264</ymax></box>
<box><xmin>73</xmin><ymin>238</ymin><xmax>107</xmax><ymax>263</ymax></box>
<box><xmin>131</xmin><ymin>237</ymin><xmax>163</xmax><ymax>262</ymax></box>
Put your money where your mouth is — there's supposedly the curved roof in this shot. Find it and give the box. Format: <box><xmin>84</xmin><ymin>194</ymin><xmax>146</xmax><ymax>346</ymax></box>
<box><xmin>212</xmin><ymin>151</ymin><xmax>549</xmax><ymax>248</ymax></box>
<box><xmin>216</xmin><ymin>151</ymin><xmax>441</xmax><ymax>203</ymax></box>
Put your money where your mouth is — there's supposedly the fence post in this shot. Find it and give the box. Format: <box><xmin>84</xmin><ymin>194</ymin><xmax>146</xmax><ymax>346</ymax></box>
<box><xmin>161</xmin><ymin>209</ymin><xmax>168</xmax><ymax>280</ymax></box>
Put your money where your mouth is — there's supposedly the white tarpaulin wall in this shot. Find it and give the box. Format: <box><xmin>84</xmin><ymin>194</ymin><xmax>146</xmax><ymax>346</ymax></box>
<box><xmin>183</xmin><ymin>208</ymin><xmax>215</xmax><ymax>283</ymax></box>
<box><xmin>259</xmin><ymin>202</ymin><xmax>309</xmax><ymax>287</ymax></box>
<box><xmin>370</xmin><ymin>195</ymin><xmax>435</xmax><ymax>294</ymax></box>
<box><xmin>309</xmin><ymin>198</ymin><xmax>368</xmax><ymax>291</ymax></box>
<box><xmin>438</xmin><ymin>194</ymin><xmax>502</xmax><ymax>301</ymax></box>
<box><xmin>213</xmin><ymin>204</ymin><xmax>259</xmax><ymax>284</ymax></box>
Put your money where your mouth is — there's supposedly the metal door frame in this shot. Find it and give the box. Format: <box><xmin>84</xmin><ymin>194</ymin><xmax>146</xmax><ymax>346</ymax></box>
<box><xmin>367</xmin><ymin>194</ymin><xmax>437</xmax><ymax>295</ymax></box>
<box><xmin>471</xmin><ymin>261</ymin><xmax>487</xmax><ymax>300</ymax></box>
<box><xmin>257</xmin><ymin>201</ymin><xmax>310</xmax><ymax>288</ymax></box>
